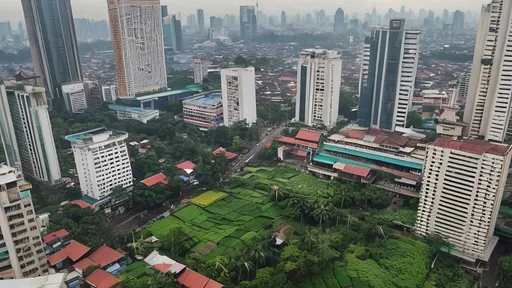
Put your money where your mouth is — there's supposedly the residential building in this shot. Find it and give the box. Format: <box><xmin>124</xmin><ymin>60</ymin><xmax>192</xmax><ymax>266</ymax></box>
<box><xmin>415</xmin><ymin>138</ymin><xmax>512</xmax><ymax>262</ymax></box>
<box><xmin>183</xmin><ymin>91</ymin><xmax>224</xmax><ymax>129</ymax></box>
<box><xmin>0</xmin><ymin>84</ymin><xmax>21</xmax><ymax>170</ymax></box>
<box><xmin>66</xmin><ymin>128</ymin><xmax>133</xmax><ymax>200</ymax></box>
<box><xmin>221</xmin><ymin>68</ymin><xmax>257</xmax><ymax>126</ymax></box>
<box><xmin>61</xmin><ymin>82</ymin><xmax>87</xmax><ymax>114</ymax></box>
<box><xmin>107</xmin><ymin>0</ymin><xmax>167</xmax><ymax>98</ymax></box>
<box><xmin>0</xmin><ymin>164</ymin><xmax>48</xmax><ymax>278</ymax></box>
<box><xmin>0</xmin><ymin>85</ymin><xmax>61</xmax><ymax>184</ymax></box>
<box><xmin>101</xmin><ymin>85</ymin><xmax>117</xmax><ymax>103</ymax></box>
<box><xmin>334</xmin><ymin>8</ymin><xmax>345</xmax><ymax>33</ymax></box>
<box><xmin>295</xmin><ymin>48</ymin><xmax>342</xmax><ymax>128</ymax></box>
<box><xmin>457</xmin><ymin>72</ymin><xmax>470</xmax><ymax>100</ymax></box>
<box><xmin>193</xmin><ymin>58</ymin><xmax>212</xmax><ymax>84</ymax></box>
<box><xmin>84</xmin><ymin>81</ymin><xmax>103</xmax><ymax>107</ymax></box>
<box><xmin>464</xmin><ymin>0</ymin><xmax>512</xmax><ymax>142</ymax></box>
<box><xmin>452</xmin><ymin>10</ymin><xmax>465</xmax><ymax>31</ymax></box>
<box><xmin>0</xmin><ymin>274</ymin><xmax>66</xmax><ymax>288</ymax></box>
<box><xmin>358</xmin><ymin>19</ymin><xmax>420</xmax><ymax>131</ymax></box>
<box><xmin>21</xmin><ymin>0</ymin><xmax>82</xmax><ymax>103</ymax></box>
<box><xmin>240</xmin><ymin>6</ymin><xmax>257</xmax><ymax>38</ymax></box>
<box><xmin>435</xmin><ymin>106</ymin><xmax>467</xmax><ymax>138</ymax></box>
<box><xmin>197</xmin><ymin>9</ymin><xmax>205</xmax><ymax>32</ymax></box>
<box><xmin>108</xmin><ymin>104</ymin><xmax>160</xmax><ymax>124</ymax></box>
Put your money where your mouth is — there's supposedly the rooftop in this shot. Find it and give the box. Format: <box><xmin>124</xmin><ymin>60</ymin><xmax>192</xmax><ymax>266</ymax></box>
<box><xmin>0</xmin><ymin>273</ymin><xmax>66</xmax><ymax>288</ymax></box>
<box><xmin>176</xmin><ymin>160</ymin><xmax>196</xmax><ymax>172</ymax></box>
<box><xmin>177</xmin><ymin>268</ymin><xmax>223</xmax><ymax>288</ymax></box>
<box><xmin>65</xmin><ymin>128</ymin><xmax>128</xmax><ymax>144</ymax></box>
<box><xmin>73</xmin><ymin>258</ymin><xmax>97</xmax><ymax>271</ymax></box>
<box><xmin>295</xmin><ymin>129</ymin><xmax>322</xmax><ymax>143</ymax></box>
<box><xmin>88</xmin><ymin>245</ymin><xmax>124</xmax><ymax>267</ymax></box>
<box><xmin>135</xmin><ymin>84</ymin><xmax>203</xmax><ymax>101</ymax></box>
<box><xmin>277</xmin><ymin>136</ymin><xmax>318</xmax><ymax>149</ymax></box>
<box><xmin>108</xmin><ymin>104</ymin><xmax>159</xmax><ymax>117</ymax></box>
<box><xmin>431</xmin><ymin>138</ymin><xmax>511</xmax><ymax>156</ymax></box>
<box><xmin>85</xmin><ymin>269</ymin><xmax>120</xmax><ymax>288</ymax></box>
<box><xmin>183</xmin><ymin>92</ymin><xmax>222</xmax><ymax>106</ymax></box>
<box><xmin>70</xmin><ymin>199</ymin><xmax>95</xmax><ymax>209</ymax></box>
<box><xmin>47</xmin><ymin>240</ymin><xmax>91</xmax><ymax>265</ymax></box>
<box><xmin>213</xmin><ymin>147</ymin><xmax>238</xmax><ymax>160</ymax></box>
<box><xmin>43</xmin><ymin>229</ymin><xmax>70</xmax><ymax>244</ymax></box>
<box><xmin>141</xmin><ymin>173</ymin><xmax>169</xmax><ymax>187</ymax></box>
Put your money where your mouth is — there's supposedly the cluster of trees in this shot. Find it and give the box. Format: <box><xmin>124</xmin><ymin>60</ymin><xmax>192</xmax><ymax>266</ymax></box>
<box><xmin>406</xmin><ymin>111</ymin><xmax>425</xmax><ymax>129</ymax></box>
<box><xmin>256</xmin><ymin>99</ymin><xmax>294</xmax><ymax>125</ymax></box>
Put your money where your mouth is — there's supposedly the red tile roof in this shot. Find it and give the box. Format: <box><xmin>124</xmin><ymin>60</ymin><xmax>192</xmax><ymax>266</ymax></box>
<box><xmin>47</xmin><ymin>240</ymin><xmax>91</xmax><ymax>265</ymax></box>
<box><xmin>213</xmin><ymin>147</ymin><xmax>238</xmax><ymax>160</ymax></box>
<box><xmin>88</xmin><ymin>246</ymin><xmax>124</xmax><ymax>267</ymax></box>
<box><xmin>43</xmin><ymin>229</ymin><xmax>70</xmax><ymax>244</ymax></box>
<box><xmin>141</xmin><ymin>173</ymin><xmax>168</xmax><ymax>187</ymax></box>
<box><xmin>177</xmin><ymin>268</ymin><xmax>210</xmax><ymax>288</ymax></box>
<box><xmin>154</xmin><ymin>263</ymin><xmax>172</xmax><ymax>273</ymax></box>
<box><xmin>73</xmin><ymin>258</ymin><xmax>97</xmax><ymax>271</ymax></box>
<box><xmin>176</xmin><ymin>160</ymin><xmax>196</xmax><ymax>171</ymax></box>
<box><xmin>204</xmin><ymin>279</ymin><xmax>224</xmax><ymax>288</ymax></box>
<box><xmin>346</xmin><ymin>130</ymin><xmax>366</xmax><ymax>140</ymax></box>
<box><xmin>71</xmin><ymin>200</ymin><xmax>95</xmax><ymax>209</ymax></box>
<box><xmin>277</xmin><ymin>136</ymin><xmax>318</xmax><ymax>149</ymax></box>
<box><xmin>432</xmin><ymin>138</ymin><xmax>510</xmax><ymax>156</ymax></box>
<box><xmin>265</xmin><ymin>139</ymin><xmax>274</xmax><ymax>149</ymax></box>
<box><xmin>341</xmin><ymin>165</ymin><xmax>371</xmax><ymax>177</ymax></box>
<box><xmin>291</xmin><ymin>149</ymin><xmax>307</xmax><ymax>157</ymax></box>
<box><xmin>86</xmin><ymin>269</ymin><xmax>120</xmax><ymax>288</ymax></box>
<box><xmin>295</xmin><ymin>129</ymin><xmax>322</xmax><ymax>143</ymax></box>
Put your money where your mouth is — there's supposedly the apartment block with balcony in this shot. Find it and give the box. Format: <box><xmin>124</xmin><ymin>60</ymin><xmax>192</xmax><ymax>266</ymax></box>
<box><xmin>415</xmin><ymin>138</ymin><xmax>512</xmax><ymax>262</ymax></box>
<box><xmin>0</xmin><ymin>164</ymin><xmax>47</xmax><ymax>279</ymax></box>
<box><xmin>182</xmin><ymin>91</ymin><xmax>223</xmax><ymax>129</ymax></box>
<box><xmin>221</xmin><ymin>68</ymin><xmax>256</xmax><ymax>127</ymax></box>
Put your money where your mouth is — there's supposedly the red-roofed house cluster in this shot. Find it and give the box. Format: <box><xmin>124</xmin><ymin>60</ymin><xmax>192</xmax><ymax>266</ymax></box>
<box><xmin>277</xmin><ymin>129</ymin><xmax>322</xmax><ymax>161</ymax></box>
<box><xmin>43</xmin><ymin>228</ymin><xmax>126</xmax><ymax>288</ymax></box>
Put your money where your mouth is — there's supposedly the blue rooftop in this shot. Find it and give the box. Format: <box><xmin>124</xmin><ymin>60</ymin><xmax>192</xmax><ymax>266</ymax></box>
<box><xmin>108</xmin><ymin>104</ymin><xmax>158</xmax><ymax>117</ymax></box>
<box><xmin>183</xmin><ymin>92</ymin><xmax>222</xmax><ymax>105</ymax></box>
<box><xmin>136</xmin><ymin>84</ymin><xmax>203</xmax><ymax>101</ymax></box>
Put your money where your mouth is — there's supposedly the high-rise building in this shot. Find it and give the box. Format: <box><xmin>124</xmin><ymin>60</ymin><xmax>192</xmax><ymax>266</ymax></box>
<box><xmin>334</xmin><ymin>8</ymin><xmax>345</xmax><ymax>33</ymax></box>
<box><xmin>161</xmin><ymin>5</ymin><xmax>168</xmax><ymax>18</ymax></box>
<box><xmin>0</xmin><ymin>85</ymin><xmax>20</xmax><ymax>170</ymax></box>
<box><xmin>21</xmin><ymin>0</ymin><xmax>83</xmax><ymax>103</ymax></box>
<box><xmin>187</xmin><ymin>14</ymin><xmax>197</xmax><ymax>29</ymax></box>
<box><xmin>295</xmin><ymin>13</ymin><xmax>301</xmax><ymax>25</ymax></box>
<box><xmin>197</xmin><ymin>9</ymin><xmax>205</xmax><ymax>32</ymax></box>
<box><xmin>0</xmin><ymin>164</ymin><xmax>48</xmax><ymax>278</ymax></box>
<box><xmin>0</xmin><ymin>85</ymin><xmax>61</xmax><ymax>184</ymax></box>
<box><xmin>221</xmin><ymin>68</ymin><xmax>257</xmax><ymax>127</ymax></box>
<box><xmin>464</xmin><ymin>1</ymin><xmax>512</xmax><ymax>142</ymax></box>
<box><xmin>358</xmin><ymin>19</ymin><xmax>420</xmax><ymax>131</ymax></box>
<box><xmin>163</xmin><ymin>15</ymin><xmax>183</xmax><ymax>52</ymax></box>
<box><xmin>415</xmin><ymin>138</ymin><xmax>512</xmax><ymax>262</ymax></box>
<box><xmin>61</xmin><ymin>82</ymin><xmax>87</xmax><ymax>114</ymax></box>
<box><xmin>281</xmin><ymin>11</ymin><xmax>287</xmax><ymax>28</ymax></box>
<box><xmin>240</xmin><ymin>6</ymin><xmax>257</xmax><ymax>38</ymax></box>
<box><xmin>193</xmin><ymin>58</ymin><xmax>211</xmax><ymax>84</ymax></box>
<box><xmin>17</xmin><ymin>21</ymin><xmax>25</xmax><ymax>40</ymax></box>
<box><xmin>107</xmin><ymin>0</ymin><xmax>167</xmax><ymax>98</ymax></box>
<box><xmin>74</xmin><ymin>18</ymin><xmax>110</xmax><ymax>42</ymax></box>
<box><xmin>443</xmin><ymin>9</ymin><xmax>450</xmax><ymax>23</ymax></box>
<box><xmin>316</xmin><ymin>10</ymin><xmax>326</xmax><ymax>26</ymax></box>
<box><xmin>295</xmin><ymin>48</ymin><xmax>342</xmax><ymax>128</ymax></box>
<box><xmin>66</xmin><ymin>128</ymin><xmax>133</xmax><ymax>200</ymax></box>
<box><xmin>457</xmin><ymin>72</ymin><xmax>471</xmax><ymax>100</ymax></box>
<box><xmin>102</xmin><ymin>85</ymin><xmax>117</xmax><ymax>103</ymax></box>
<box><xmin>452</xmin><ymin>10</ymin><xmax>465</xmax><ymax>31</ymax></box>
<box><xmin>83</xmin><ymin>81</ymin><xmax>103</xmax><ymax>107</ymax></box>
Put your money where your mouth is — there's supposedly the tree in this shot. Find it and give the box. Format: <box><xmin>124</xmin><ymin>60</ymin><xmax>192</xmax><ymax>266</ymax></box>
<box><xmin>133</xmin><ymin>184</ymin><xmax>169</xmax><ymax>208</ymax></box>
<box><xmin>234</xmin><ymin>56</ymin><xmax>253</xmax><ymax>68</ymax></box>
<box><xmin>498</xmin><ymin>257</ymin><xmax>512</xmax><ymax>288</ymax></box>
<box><xmin>245</xmin><ymin>237</ymin><xmax>268</xmax><ymax>269</ymax></box>
<box><xmin>406</xmin><ymin>111</ymin><xmax>424</xmax><ymax>128</ymax></box>
<box><xmin>232</xmin><ymin>136</ymin><xmax>248</xmax><ymax>153</ymax></box>
<box><xmin>278</xmin><ymin>244</ymin><xmax>319</xmax><ymax>283</ymax></box>
<box><xmin>239</xmin><ymin>267</ymin><xmax>293</xmax><ymax>288</ymax></box>
<box><xmin>165</xmin><ymin>100</ymin><xmax>183</xmax><ymax>115</ymax></box>
<box><xmin>312</xmin><ymin>198</ymin><xmax>332</xmax><ymax>227</ymax></box>
<box><xmin>162</xmin><ymin>227</ymin><xmax>190</xmax><ymax>256</ymax></box>
<box><xmin>229</xmin><ymin>253</ymin><xmax>255</xmax><ymax>283</ymax></box>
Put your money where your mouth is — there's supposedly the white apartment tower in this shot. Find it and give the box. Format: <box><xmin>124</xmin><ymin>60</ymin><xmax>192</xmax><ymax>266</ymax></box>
<box><xmin>0</xmin><ymin>85</ymin><xmax>61</xmax><ymax>184</ymax></box>
<box><xmin>61</xmin><ymin>82</ymin><xmax>87</xmax><ymax>114</ymax></box>
<box><xmin>221</xmin><ymin>67</ymin><xmax>257</xmax><ymax>126</ymax></box>
<box><xmin>295</xmin><ymin>48</ymin><xmax>342</xmax><ymax>128</ymax></box>
<box><xmin>101</xmin><ymin>85</ymin><xmax>117</xmax><ymax>103</ymax></box>
<box><xmin>66</xmin><ymin>128</ymin><xmax>133</xmax><ymax>200</ymax></box>
<box><xmin>193</xmin><ymin>58</ymin><xmax>211</xmax><ymax>84</ymax></box>
<box><xmin>0</xmin><ymin>164</ymin><xmax>48</xmax><ymax>278</ymax></box>
<box><xmin>415</xmin><ymin>138</ymin><xmax>512</xmax><ymax>262</ymax></box>
<box><xmin>107</xmin><ymin>0</ymin><xmax>167</xmax><ymax>98</ymax></box>
<box><xmin>465</xmin><ymin>0</ymin><xmax>512</xmax><ymax>142</ymax></box>
<box><xmin>358</xmin><ymin>19</ymin><xmax>420</xmax><ymax>131</ymax></box>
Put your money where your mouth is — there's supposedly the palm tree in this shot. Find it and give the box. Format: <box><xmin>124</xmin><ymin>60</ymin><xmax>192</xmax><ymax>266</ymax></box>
<box><xmin>229</xmin><ymin>254</ymin><xmax>255</xmax><ymax>283</ymax></box>
<box><xmin>245</xmin><ymin>237</ymin><xmax>267</xmax><ymax>269</ymax></box>
<box><xmin>271</xmin><ymin>185</ymin><xmax>280</xmax><ymax>203</ymax></box>
<box><xmin>312</xmin><ymin>198</ymin><xmax>332</xmax><ymax>227</ymax></box>
<box><xmin>214</xmin><ymin>256</ymin><xmax>230</xmax><ymax>281</ymax></box>
<box><xmin>302</xmin><ymin>228</ymin><xmax>319</xmax><ymax>250</ymax></box>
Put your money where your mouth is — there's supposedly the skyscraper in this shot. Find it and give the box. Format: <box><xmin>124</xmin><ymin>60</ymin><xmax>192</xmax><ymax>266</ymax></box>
<box><xmin>66</xmin><ymin>128</ymin><xmax>133</xmax><ymax>200</ymax></box>
<box><xmin>464</xmin><ymin>1</ymin><xmax>512</xmax><ymax>142</ymax></box>
<box><xmin>442</xmin><ymin>9</ymin><xmax>450</xmax><ymax>23</ymax></box>
<box><xmin>281</xmin><ymin>11</ymin><xmax>287</xmax><ymax>28</ymax></box>
<box><xmin>240</xmin><ymin>6</ymin><xmax>257</xmax><ymax>38</ymax></box>
<box><xmin>316</xmin><ymin>10</ymin><xmax>326</xmax><ymax>26</ymax></box>
<box><xmin>358</xmin><ymin>19</ymin><xmax>420</xmax><ymax>131</ymax></box>
<box><xmin>0</xmin><ymin>85</ymin><xmax>61</xmax><ymax>184</ymax></box>
<box><xmin>161</xmin><ymin>5</ymin><xmax>168</xmax><ymax>18</ymax></box>
<box><xmin>197</xmin><ymin>9</ymin><xmax>205</xmax><ymax>32</ymax></box>
<box><xmin>221</xmin><ymin>68</ymin><xmax>257</xmax><ymax>127</ymax></box>
<box><xmin>334</xmin><ymin>8</ymin><xmax>345</xmax><ymax>33</ymax></box>
<box><xmin>171</xmin><ymin>15</ymin><xmax>183</xmax><ymax>52</ymax></box>
<box><xmin>107</xmin><ymin>0</ymin><xmax>167</xmax><ymax>98</ymax></box>
<box><xmin>17</xmin><ymin>21</ymin><xmax>25</xmax><ymax>40</ymax></box>
<box><xmin>193</xmin><ymin>58</ymin><xmax>211</xmax><ymax>84</ymax></box>
<box><xmin>295</xmin><ymin>48</ymin><xmax>342</xmax><ymax>128</ymax></box>
<box><xmin>61</xmin><ymin>82</ymin><xmax>88</xmax><ymax>114</ymax></box>
<box><xmin>452</xmin><ymin>10</ymin><xmax>465</xmax><ymax>31</ymax></box>
<box><xmin>21</xmin><ymin>0</ymin><xmax>82</xmax><ymax>103</ymax></box>
<box><xmin>415</xmin><ymin>138</ymin><xmax>512</xmax><ymax>262</ymax></box>
<box><xmin>187</xmin><ymin>14</ymin><xmax>197</xmax><ymax>29</ymax></box>
<box><xmin>0</xmin><ymin>164</ymin><xmax>49</xmax><ymax>278</ymax></box>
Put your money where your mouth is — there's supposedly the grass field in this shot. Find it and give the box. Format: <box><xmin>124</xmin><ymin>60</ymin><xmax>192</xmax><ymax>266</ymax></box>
<box><xmin>190</xmin><ymin>191</ymin><xmax>227</xmax><ymax>207</ymax></box>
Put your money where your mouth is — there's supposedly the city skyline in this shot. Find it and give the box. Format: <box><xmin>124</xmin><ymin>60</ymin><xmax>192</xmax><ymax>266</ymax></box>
<box><xmin>0</xmin><ymin>0</ymin><xmax>487</xmax><ymax>24</ymax></box>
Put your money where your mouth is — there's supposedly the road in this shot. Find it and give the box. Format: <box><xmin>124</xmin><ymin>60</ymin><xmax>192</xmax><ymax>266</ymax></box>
<box><xmin>232</xmin><ymin>125</ymin><xmax>285</xmax><ymax>172</ymax></box>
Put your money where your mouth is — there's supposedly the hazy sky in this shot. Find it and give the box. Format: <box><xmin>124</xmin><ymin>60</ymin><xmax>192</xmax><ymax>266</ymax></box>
<box><xmin>1</xmin><ymin>0</ymin><xmax>489</xmax><ymax>26</ymax></box>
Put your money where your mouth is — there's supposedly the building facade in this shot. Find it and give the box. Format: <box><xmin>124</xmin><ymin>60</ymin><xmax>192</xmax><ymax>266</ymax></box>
<box><xmin>464</xmin><ymin>0</ymin><xmax>512</xmax><ymax>142</ymax></box>
<box><xmin>183</xmin><ymin>91</ymin><xmax>223</xmax><ymax>129</ymax></box>
<box><xmin>221</xmin><ymin>68</ymin><xmax>257</xmax><ymax>127</ymax></box>
<box><xmin>334</xmin><ymin>8</ymin><xmax>345</xmax><ymax>33</ymax></box>
<box><xmin>240</xmin><ymin>6</ymin><xmax>257</xmax><ymax>38</ymax></box>
<box><xmin>452</xmin><ymin>10</ymin><xmax>465</xmax><ymax>31</ymax></box>
<box><xmin>61</xmin><ymin>82</ymin><xmax>87</xmax><ymax>114</ymax></box>
<box><xmin>0</xmin><ymin>85</ymin><xmax>61</xmax><ymax>184</ymax></box>
<box><xmin>107</xmin><ymin>0</ymin><xmax>167</xmax><ymax>98</ymax></box>
<box><xmin>197</xmin><ymin>9</ymin><xmax>205</xmax><ymax>32</ymax></box>
<box><xmin>0</xmin><ymin>164</ymin><xmax>48</xmax><ymax>279</ymax></box>
<box><xmin>358</xmin><ymin>19</ymin><xmax>420</xmax><ymax>131</ymax></box>
<box><xmin>415</xmin><ymin>138</ymin><xmax>512</xmax><ymax>262</ymax></box>
<box><xmin>101</xmin><ymin>85</ymin><xmax>117</xmax><ymax>103</ymax></box>
<box><xmin>0</xmin><ymin>85</ymin><xmax>21</xmax><ymax>170</ymax></box>
<box><xmin>295</xmin><ymin>48</ymin><xmax>342</xmax><ymax>128</ymax></box>
<box><xmin>163</xmin><ymin>15</ymin><xmax>183</xmax><ymax>52</ymax></box>
<box><xmin>66</xmin><ymin>128</ymin><xmax>132</xmax><ymax>200</ymax></box>
<box><xmin>457</xmin><ymin>72</ymin><xmax>471</xmax><ymax>101</ymax></box>
<box><xmin>193</xmin><ymin>58</ymin><xmax>211</xmax><ymax>84</ymax></box>
<box><xmin>21</xmin><ymin>0</ymin><xmax>82</xmax><ymax>103</ymax></box>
